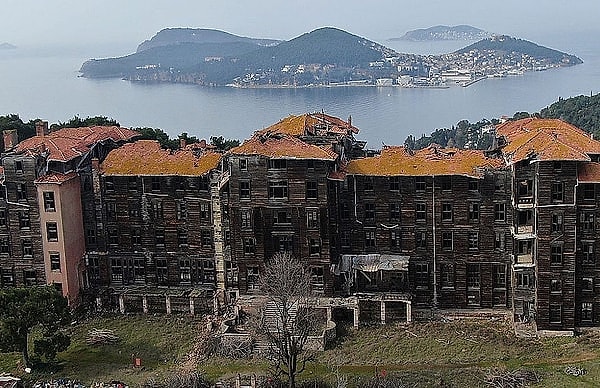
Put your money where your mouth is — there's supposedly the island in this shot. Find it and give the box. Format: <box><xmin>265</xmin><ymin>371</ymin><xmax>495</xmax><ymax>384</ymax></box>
<box><xmin>390</xmin><ymin>25</ymin><xmax>492</xmax><ymax>41</ymax></box>
<box><xmin>0</xmin><ymin>42</ymin><xmax>17</xmax><ymax>50</ymax></box>
<box><xmin>79</xmin><ymin>27</ymin><xmax>582</xmax><ymax>89</ymax></box>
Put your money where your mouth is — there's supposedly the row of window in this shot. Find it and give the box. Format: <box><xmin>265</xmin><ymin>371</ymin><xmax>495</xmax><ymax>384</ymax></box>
<box><xmin>413</xmin><ymin>263</ymin><xmax>507</xmax><ymax>290</ymax></box>
<box><xmin>109</xmin><ymin>257</ymin><xmax>216</xmax><ymax>285</ymax></box>
<box><xmin>105</xmin><ymin>176</ymin><xmax>210</xmax><ymax>192</ymax></box>
<box><xmin>241</xmin><ymin>236</ymin><xmax>322</xmax><ymax>255</ymax></box>
<box><xmin>238</xmin><ymin>180</ymin><xmax>319</xmax><ymax>200</ymax></box>
<box><xmin>0</xmin><ymin>267</ymin><xmax>38</xmax><ymax>286</ymax></box>
<box><xmin>105</xmin><ymin>200</ymin><xmax>211</xmax><ymax>222</ymax></box>
<box><xmin>106</xmin><ymin>228</ymin><xmax>213</xmax><ymax>248</ymax></box>
<box><xmin>240</xmin><ymin>208</ymin><xmax>320</xmax><ymax>229</ymax></box>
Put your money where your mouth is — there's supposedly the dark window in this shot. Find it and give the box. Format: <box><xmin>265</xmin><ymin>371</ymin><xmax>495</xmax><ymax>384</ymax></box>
<box><xmin>309</xmin><ymin>237</ymin><xmax>321</xmax><ymax>255</ymax></box>
<box><xmin>550</xmin><ymin>279</ymin><xmax>562</xmax><ymax>293</ymax></box>
<box><xmin>415</xmin><ymin>177</ymin><xmax>426</xmax><ymax>191</ymax></box>
<box><xmin>179</xmin><ymin>258</ymin><xmax>191</xmax><ymax>283</ymax></box>
<box><xmin>239</xmin><ymin>159</ymin><xmax>247</xmax><ymax>171</ymax></box>
<box><xmin>310</xmin><ymin>266</ymin><xmax>324</xmax><ymax>288</ymax></box>
<box><xmin>341</xmin><ymin>231</ymin><xmax>351</xmax><ymax>248</ymax></box>
<box><xmin>551</xmin><ymin>244</ymin><xmax>563</xmax><ymax>265</ymax></box>
<box><xmin>518</xmin><ymin>240</ymin><xmax>533</xmax><ymax>255</ymax></box>
<box><xmin>46</xmin><ymin>222</ymin><xmax>58</xmax><ymax>242</ymax></box>
<box><xmin>415</xmin><ymin>263</ymin><xmax>429</xmax><ymax>288</ymax></box>
<box><xmin>307</xmin><ymin>209</ymin><xmax>318</xmax><ymax>229</ymax></box>
<box><xmin>442</xmin><ymin>231</ymin><xmax>453</xmax><ymax>250</ymax></box>
<box><xmin>128</xmin><ymin>176</ymin><xmax>137</xmax><ymax>191</ymax></box>
<box><xmin>467</xmin><ymin>263</ymin><xmax>480</xmax><ymax>289</ymax></box>
<box><xmin>155</xmin><ymin>229</ymin><xmax>165</xmax><ymax>246</ymax></box>
<box><xmin>583</xmin><ymin>184</ymin><xmax>595</xmax><ymax>200</ymax></box>
<box><xmin>19</xmin><ymin>210</ymin><xmax>30</xmax><ymax>229</ymax></box>
<box><xmin>199</xmin><ymin>176</ymin><xmax>210</xmax><ymax>191</ymax></box>
<box><xmin>582</xmin><ymin>277</ymin><xmax>594</xmax><ymax>292</ymax></box>
<box><xmin>1</xmin><ymin>268</ymin><xmax>15</xmax><ymax>286</ymax></box>
<box><xmin>17</xmin><ymin>183</ymin><xmax>27</xmax><ymax>200</ymax></box>
<box><xmin>226</xmin><ymin>261</ymin><xmax>239</xmax><ymax>284</ymax></box>
<box><xmin>268</xmin><ymin>159</ymin><xmax>287</xmax><ymax>169</ymax></box>
<box><xmin>468</xmin><ymin>232</ymin><xmax>478</xmax><ymax>250</ymax></box>
<box><xmin>199</xmin><ymin>203</ymin><xmax>210</xmax><ymax>220</ymax></box>
<box><xmin>0</xmin><ymin>237</ymin><xmax>11</xmax><ymax>254</ymax></box>
<box><xmin>306</xmin><ymin>160</ymin><xmax>315</xmax><ymax>170</ymax></box>
<box><xmin>551</xmin><ymin>182</ymin><xmax>564</xmax><ymax>202</ymax></box>
<box><xmin>177</xmin><ymin>201</ymin><xmax>187</xmax><ymax>220</ymax></box>
<box><xmin>156</xmin><ymin>259</ymin><xmax>168</xmax><ymax>284</ymax></box>
<box><xmin>15</xmin><ymin>160</ymin><xmax>23</xmax><ymax>173</ymax></box>
<box><xmin>468</xmin><ymin>179</ymin><xmax>479</xmax><ymax>192</ymax></box>
<box><xmin>86</xmin><ymin>229</ymin><xmax>97</xmax><ymax>245</ymax></box>
<box><xmin>243</xmin><ymin>237</ymin><xmax>255</xmax><ymax>254</ymax></box>
<box><xmin>494</xmin><ymin>203</ymin><xmax>506</xmax><ymax>222</ymax></box>
<box><xmin>175</xmin><ymin>177</ymin><xmax>186</xmax><ymax>191</ymax></box>
<box><xmin>516</xmin><ymin>272</ymin><xmax>534</xmax><ymax>288</ymax></box>
<box><xmin>389</xmin><ymin>176</ymin><xmax>401</xmax><ymax>191</ymax></box>
<box><xmin>43</xmin><ymin>191</ymin><xmax>56</xmax><ymax>211</ymax></box>
<box><xmin>22</xmin><ymin>240</ymin><xmax>33</xmax><ymax>257</ymax></box>
<box><xmin>276</xmin><ymin>235</ymin><xmax>293</xmax><ymax>252</ymax></box>
<box><xmin>364</xmin><ymin>203</ymin><xmax>375</xmax><ymax>221</ymax></box>
<box><xmin>581</xmin><ymin>211</ymin><xmax>595</xmax><ymax>232</ymax></box>
<box><xmin>416</xmin><ymin>202</ymin><xmax>426</xmax><ymax>221</ymax></box>
<box><xmin>247</xmin><ymin>266</ymin><xmax>260</xmax><ymax>290</ymax></box>
<box><xmin>50</xmin><ymin>253</ymin><xmax>61</xmax><ymax>272</ymax></box>
<box><xmin>0</xmin><ymin>209</ymin><xmax>6</xmax><ymax>227</ymax></box>
<box><xmin>178</xmin><ymin>229</ymin><xmax>188</xmax><ymax>246</ymax></box>
<box><xmin>274</xmin><ymin>210</ymin><xmax>291</xmax><ymax>225</ymax></box>
<box><xmin>152</xmin><ymin>201</ymin><xmax>163</xmax><ymax>219</ymax></box>
<box><xmin>129</xmin><ymin>202</ymin><xmax>140</xmax><ymax>218</ymax></box>
<box><xmin>582</xmin><ymin>302</ymin><xmax>593</xmax><ymax>322</ymax></box>
<box><xmin>468</xmin><ymin>203</ymin><xmax>479</xmax><ymax>222</ymax></box>
<box><xmin>365</xmin><ymin>230</ymin><xmax>376</xmax><ymax>248</ymax></box>
<box><xmin>268</xmin><ymin>180</ymin><xmax>288</xmax><ymax>199</ymax></box>
<box><xmin>151</xmin><ymin>177</ymin><xmax>161</xmax><ymax>191</ymax></box>
<box><xmin>493</xmin><ymin>264</ymin><xmax>506</xmax><ymax>289</ymax></box>
<box><xmin>390</xmin><ymin>230</ymin><xmax>401</xmax><ymax>249</ymax></box>
<box><xmin>549</xmin><ymin>305</ymin><xmax>562</xmax><ymax>324</ymax></box>
<box><xmin>553</xmin><ymin>161</ymin><xmax>562</xmax><ymax>171</ymax></box>
<box><xmin>131</xmin><ymin>229</ymin><xmax>142</xmax><ymax>245</ymax></box>
<box><xmin>106</xmin><ymin>202</ymin><xmax>117</xmax><ymax>221</ymax></box>
<box><xmin>440</xmin><ymin>176</ymin><xmax>452</xmax><ymax>191</ymax></box>
<box><xmin>105</xmin><ymin>177</ymin><xmax>114</xmax><ymax>192</ymax></box>
<box><xmin>108</xmin><ymin>228</ymin><xmax>119</xmax><ymax>245</ymax></box>
<box><xmin>363</xmin><ymin>177</ymin><xmax>374</xmax><ymax>191</ymax></box>
<box><xmin>440</xmin><ymin>263</ymin><xmax>454</xmax><ymax>289</ymax></box>
<box><xmin>551</xmin><ymin>213</ymin><xmax>563</xmax><ymax>232</ymax></box>
<box><xmin>305</xmin><ymin>181</ymin><xmax>318</xmax><ymax>199</ymax></box>
<box><xmin>518</xmin><ymin>180</ymin><xmax>533</xmax><ymax>197</ymax></box>
<box><xmin>415</xmin><ymin>231</ymin><xmax>427</xmax><ymax>248</ymax></box>
<box><xmin>582</xmin><ymin>241</ymin><xmax>595</xmax><ymax>264</ymax></box>
<box><xmin>201</xmin><ymin>230</ymin><xmax>212</xmax><ymax>247</ymax></box>
<box><xmin>441</xmin><ymin>203</ymin><xmax>452</xmax><ymax>221</ymax></box>
<box><xmin>23</xmin><ymin>270</ymin><xmax>37</xmax><ymax>286</ymax></box>
<box><xmin>241</xmin><ymin>210</ymin><xmax>252</xmax><ymax>229</ymax></box>
<box><xmin>389</xmin><ymin>203</ymin><xmax>401</xmax><ymax>221</ymax></box>
<box><xmin>495</xmin><ymin>174</ymin><xmax>505</xmax><ymax>192</ymax></box>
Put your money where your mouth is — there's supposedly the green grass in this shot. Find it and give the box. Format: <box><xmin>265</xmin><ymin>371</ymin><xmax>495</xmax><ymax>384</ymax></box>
<box><xmin>0</xmin><ymin>314</ymin><xmax>200</xmax><ymax>386</ymax></box>
<box><xmin>3</xmin><ymin>315</ymin><xmax>600</xmax><ymax>387</ymax></box>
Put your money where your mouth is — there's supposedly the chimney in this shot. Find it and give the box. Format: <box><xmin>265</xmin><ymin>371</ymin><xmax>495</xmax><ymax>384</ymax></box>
<box><xmin>3</xmin><ymin>130</ymin><xmax>18</xmax><ymax>150</ymax></box>
<box><xmin>91</xmin><ymin>158</ymin><xmax>100</xmax><ymax>172</ymax></box>
<box><xmin>35</xmin><ymin>120</ymin><xmax>49</xmax><ymax>137</ymax></box>
<box><xmin>199</xmin><ymin>139</ymin><xmax>207</xmax><ymax>148</ymax></box>
<box><xmin>180</xmin><ymin>138</ymin><xmax>186</xmax><ymax>149</ymax></box>
<box><xmin>347</xmin><ymin>115</ymin><xmax>352</xmax><ymax>127</ymax></box>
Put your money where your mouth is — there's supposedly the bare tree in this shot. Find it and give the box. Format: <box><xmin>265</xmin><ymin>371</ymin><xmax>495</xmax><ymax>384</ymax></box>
<box><xmin>258</xmin><ymin>252</ymin><xmax>318</xmax><ymax>388</ymax></box>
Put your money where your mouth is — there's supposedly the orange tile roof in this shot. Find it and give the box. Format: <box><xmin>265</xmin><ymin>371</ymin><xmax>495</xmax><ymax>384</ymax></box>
<box><xmin>346</xmin><ymin>145</ymin><xmax>504</xmax><ymax>177</ymax></box>
<box><xmin>578</xmin><ymin>162</ymin><xmax>600</xmax><ymax>183</ymax></box>
<box><xmin>35</xmin><ymin>172</ymin><xmax>79</xmax><ymax>184</ymax></box>
<box><xmin>101</xmin><ymin>140</ymin><xmax>221</xmax><ymax>176</ymax></box>
<box><xmin>497</xmin><ymin>118</ymin><xmax>600</xmax><ymax>164</ymax></box>
<box><xmin>229</xmin><ymin>133</ymin><xmax>338</xmax><ymax>160</ymax></box>
<box><xmin>100</xmin><ymin>140</ymin><xmax>222</xmax><ymax>176</ymax></box>
<box><xmin>257</xmin><ymin>113</ymin><xmax>359</xmax><ymax>137</ymax></box>
<box><xmin>16</xmin><ymin>126</ymin><xmax>139</xmax><ymax>162</ymax></box>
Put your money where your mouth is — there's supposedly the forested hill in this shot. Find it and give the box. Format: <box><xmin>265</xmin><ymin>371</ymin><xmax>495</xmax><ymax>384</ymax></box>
<box><xmin>136</xmin><ymin>28</ymin><xmax>280</xmax><ymax>52</ymax></box>
<box><xmin>404</xmin><ymin>93</ymin><xmax>600</xmax><ymax>150</ymax></box>
<box><xmin>455</xmin><ymin>35</ymin><xmax>582</xmax><ymax>64</ymax></box>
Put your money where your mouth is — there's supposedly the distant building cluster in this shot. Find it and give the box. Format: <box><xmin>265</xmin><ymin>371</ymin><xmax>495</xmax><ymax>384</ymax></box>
<box><xmin>1</xmin><ymin>115</ymin><xmax>600</xmax><ymax>333</ymax></box>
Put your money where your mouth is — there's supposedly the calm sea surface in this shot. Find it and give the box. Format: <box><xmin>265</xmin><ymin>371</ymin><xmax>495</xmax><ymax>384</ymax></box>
<box><xmin>1</xmin><ymin>35</ymin><xmax>599</xmax><ymax>147</ymax></box>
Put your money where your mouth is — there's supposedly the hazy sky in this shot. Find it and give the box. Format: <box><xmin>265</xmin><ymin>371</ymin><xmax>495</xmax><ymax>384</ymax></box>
<box><xmin>3</xmin><ymin>0</ymin><xmax>599</xmax><ymax>52</ymax></box>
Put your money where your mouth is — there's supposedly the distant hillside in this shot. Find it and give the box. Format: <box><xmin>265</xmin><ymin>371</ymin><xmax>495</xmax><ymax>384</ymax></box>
<box><xmin>540</xmin><ymin>94</ymin><xmax>600</xmax><ymax>136</ymax></box>
<box><xmin>0</xmin><ymin>42</ymin><xmax>17</xmax><ymax>50</ymax></box>
<box><xmin>455</xmin><ymin>35</ymin><xmax>582</xmax><ymax>64</ymax></box>
<box><xmin>136</xmin><ymin>28</ymin><xmax>280</xmax><ymax>52</ymax></box>
<box><xmin>392</xmin><ymin>25</ymin><xmax>491</xmax><ymax>41</ymax></box>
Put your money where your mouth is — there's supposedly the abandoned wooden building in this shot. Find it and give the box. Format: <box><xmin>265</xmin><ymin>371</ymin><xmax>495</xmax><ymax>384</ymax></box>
<box><xmin>1</xmin><ymin>114</ymin><xmax>600</xmax><ymax>334</ymax></box>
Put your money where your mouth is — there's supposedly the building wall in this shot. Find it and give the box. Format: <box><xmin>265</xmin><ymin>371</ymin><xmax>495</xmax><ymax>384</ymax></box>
<box><xmin>37</xmin><ymin>176</ymin><xmax>85</xmax><ymax>304</ymax></box>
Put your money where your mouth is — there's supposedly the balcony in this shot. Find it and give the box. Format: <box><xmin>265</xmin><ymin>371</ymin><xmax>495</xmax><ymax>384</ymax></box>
<box><xmin>516</xmin><ymin>196</ymin><xmax>534</xmax><ymax>208</ymax></box>
<box><xmin>515</xmin><ymin>254</ymin><xmax>533</xmax><ymax>265</ymax></box>
<box><xmin>516</xmin><ymin>225</ymin><xmax>533</xmax><ymax>235</ymax></box>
